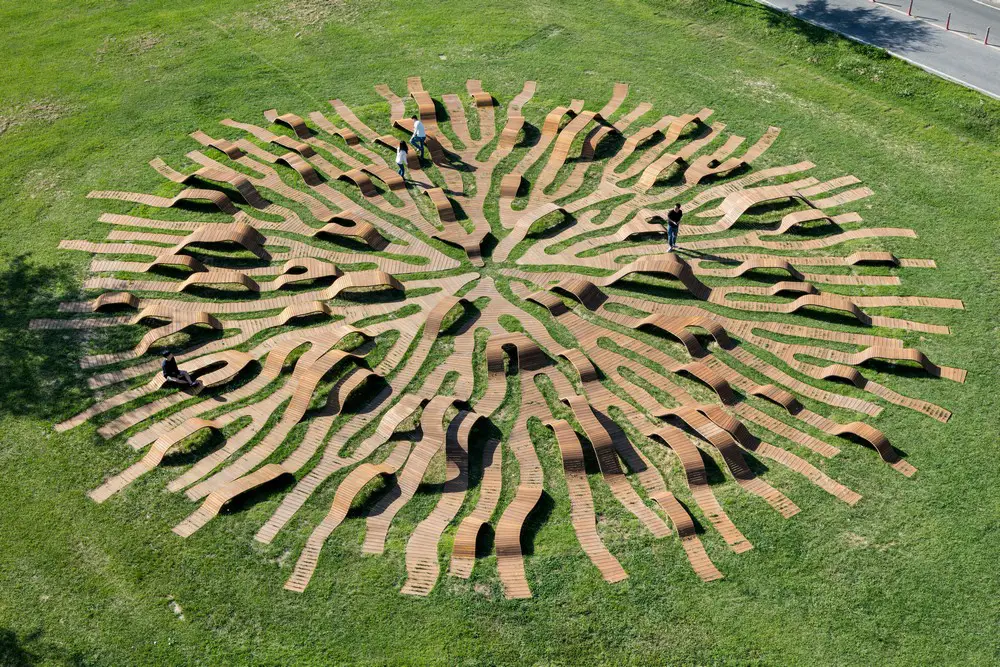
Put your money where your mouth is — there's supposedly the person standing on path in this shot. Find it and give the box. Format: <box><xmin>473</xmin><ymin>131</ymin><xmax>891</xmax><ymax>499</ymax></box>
<box><xmin>666</xmin><ymin>203</ymin><xmax>682</xmax><ymax>251</ymax></box>
<box><xmin>410</xmin><ymin>115</ymin><xmax>426</xmax><ymax>158</ymax></box>
<box><xmin>396</xmin><ymin>141</ymin><xmax>409</xmax><ymax>178</ymax></box>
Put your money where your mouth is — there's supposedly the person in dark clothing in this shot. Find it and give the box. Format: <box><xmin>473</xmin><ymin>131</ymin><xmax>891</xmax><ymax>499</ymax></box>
<box><xmin>161</xmin><ymin>350</ymin><xmax>197</xmax><ymax>386</ymax></box>
<box><xmin>666</xmin><ymin>203</ymin><xmax>682</xmax><ymax>251</ymax></box>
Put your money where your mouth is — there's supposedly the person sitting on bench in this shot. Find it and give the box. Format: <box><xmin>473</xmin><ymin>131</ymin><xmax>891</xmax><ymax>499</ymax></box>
<box><xmin>161</xmin><ymin>350</ymin><xmax>198</xmax><ymax>387</ymax></box>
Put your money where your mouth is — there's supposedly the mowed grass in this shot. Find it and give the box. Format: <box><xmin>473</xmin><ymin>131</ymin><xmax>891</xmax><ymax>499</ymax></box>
<box><xmin>2</xmin><ymin>0</ymin><xmax>1000</xmax><ymax>664</ymax></box>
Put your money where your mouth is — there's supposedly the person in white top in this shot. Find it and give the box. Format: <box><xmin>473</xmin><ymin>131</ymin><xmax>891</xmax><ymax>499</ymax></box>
<box><xmin>395</xmin><ymin>141</ymin><xmax>409</xmax><ymax>178</ymax></box>
<box><xmin>410</xmin><ymin>115</ymin><xmax>426</xmax><ymax>158</ymax></box>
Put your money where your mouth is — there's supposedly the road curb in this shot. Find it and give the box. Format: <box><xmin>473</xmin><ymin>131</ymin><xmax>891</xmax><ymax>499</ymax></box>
<box><xmin>755</xmin><ymin>0</ymin><xmax>1000</xmax><ymax>100</ymax></box>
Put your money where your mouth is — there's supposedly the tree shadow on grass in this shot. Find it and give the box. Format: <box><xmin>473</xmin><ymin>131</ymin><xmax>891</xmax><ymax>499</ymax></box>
<box><xmin>0</xmin><ymin>628</ymin><xmax>85</xmax><ymax>667</ymax></box>
<box><xmin>730</xmin><ymin>0</ymin><xmax>935</xmax><ymax>50</ymax></box>
<box><xmin>0</xmin><ymin>254</ymin><xmax>90</xmax><ymax>420</ymax></box>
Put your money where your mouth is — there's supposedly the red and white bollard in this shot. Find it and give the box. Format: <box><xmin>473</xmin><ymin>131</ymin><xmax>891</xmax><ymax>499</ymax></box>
<box><xmin>907</xmin><ymin>0</ymin><xmax>913</xmax><ymax>16</ymax></box>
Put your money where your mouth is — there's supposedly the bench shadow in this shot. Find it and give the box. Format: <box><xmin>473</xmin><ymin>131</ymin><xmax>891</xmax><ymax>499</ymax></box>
<box><xmin>520</xmin><ymin>490</ymin><xmax>555</xmax><ymax>556</ymax></box>
<box><xmin>161</xmin><ymin>429</ymin><xmax>228</xmax><ymax>467</ymax></box>
<box><xmin>672</xmin><ymin>496</ymin><xmax>708</xmax><ymax>536</ymax></box>
<box><xmin>518</xmin><ymin>122</ymin><xmax>542</xmax><ymax>150</ymax></box>
<box><xmin>219</xmin><ymin>473</ymin><xmax>296</xmax><ymax>516</ymax></box>
<box><xmin>863</xmin><ymin>358</ymin><xmax>942</xmax><ymax>379</ymax></box>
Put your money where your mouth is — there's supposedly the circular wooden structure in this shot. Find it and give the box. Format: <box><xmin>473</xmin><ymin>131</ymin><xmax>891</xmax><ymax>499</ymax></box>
<box><xmin>38</xmin><ymin>78</ymin><xmax>965</xmax><ymax>599</ymax></box>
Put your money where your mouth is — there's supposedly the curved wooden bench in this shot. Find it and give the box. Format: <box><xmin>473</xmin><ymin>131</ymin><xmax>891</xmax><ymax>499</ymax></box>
<box><xmin>284</xmin><ymin>441</ymin><xmax>413</xmax><ymax>592</ymax></box>
<box><xmin>541</xmin><ymin>100</ymin><xmax>585</xmax><ymax>136</ymax></box>
<box><xmin>308</xmin><ymin>110</ymin><xmax>360</xmax><ymax>145</ymax></box>
<box><xmin>150</xmin><ymin>157</ymin><xmax>269</xmax><ymax>208</ymax></box>
<box><xmin>676</xmin><ymin>361</ymin><xmax>737</xmax><ymax>405</ymax></box>
<box><xmin>360</xmin><ymin>164</ymin><xmax>405</xmax><ymax>191</ymax></box>
<box><xmin>636</xmin><ymin>314</ymin><xmax>709</xmax><ymax>357</ymax></box>
<box><xmin>656</xmin><ymin>406</ymin><xmax>799</xmax><ymax>518</ymax></box>
<box><xmin>270</xmin><ymin>258</ymin><xmax>342</xmax><ymax>290</ymax></box>
<box><xmin>423</xmin><ymin>187</ymin><xmax>456</xmax><ymax>223</ymax></box>
<box><xmin>449</xmin><ymin>438</ymin><xmax>502</xmax><ymax>578</ymax></box>
<box><xmin>594</xmin><ymin>255</ymin><xmax>712</xmax><ymax>301</ymax></box>
<box><xmin>671</xmin><ymin>316</ymin><xmax>734</xmax><ymax>351</ymax></box>
<box><xmin>277</xmin><ymin>300</ymin><xmax>332</xmax><ymax>324</ymax></box>
<box><xmin>337</xmin><ymin>168</ymin><xmax>378</xmax><ymax>197</ymax></box>
<box><xmin>845</xmin><ymin>251</ymin><xmax>899</xmax><ymax>266</ymax></box>
<box><xmin>801</xmin><ymin>345</ymin><xmax>966</xmax><ymax>383</ymax></box>
<box><xmin>89</xmin><ymin>417</ymin><xmax>225</xmax><ymax>503</ymax></box>
<box><xmin>560</xmin><ymin>394</ymin><xmax>670</xmax><ymax>537</ymax></box>
<box><xmin>683</xmin><ymin>126</ymin><xmax>780</xmax><ymax>185</ymax></box>
<box><xmin>544</xmin><ymin>418</ymin><xmax>627</xmax><ymax>583</ymax></box>
<box><xmin>493</xmin><ymin>203</ymin><xmax>567</xmax><ymax>261</ymax></box>
<box><xmin>466</xmin><ymin>79</ymin><xmax>494</xmax><ymax>107</ymax></box>
<box><xmin>263</xmin><ymin>109</ymin><xmax>312</xmax><ymax>139</ymax></box>
<box><xmin>174</xmin><ymin>222</ymin><xmax>269</xmax><ymax>260</ymax></box>
<box><xmin>311</xmin><ymin>216</ymin><xmax>389</xmax><ymax>251</ymax></box>
<box><xmin>362</xmin><ymin>396</ymin><xmax>457</xmax><ymax>554</ymax></box>
<box><xmin>93</xmin><ymin>292</ymin><xmax>139</xmax><ymax>312</ymax></box>
<box><xmin>402</xmin><ymin>410</ymin><xmax>483</xmax><ymax>596</ymax></box>
<box><xmin>691</xmin><ymin>256</ymin><xmax>806</xmax><ymax>281</ymax></box>
<box><xmin>190</xmin><ymin>130</ymin><xmax>245</xmax><ymax>159</ymax></box>
<box><xmin>647</xmin><ymin>425</ymin><xmax>751</xmax><ymax>554</ymax></box>
<box><xmin>88</xmin><ymin>188</ymin><xmax>241</xmax><ymax>216</ymax></box>
<box><xmin>407</xmin><ymin>76</ymin><xmax>438</xmax><ymax>127</ymax></box>
<box><xmin>129</xmin><ymin>305</ymin><xmax>221</xmax><ymax>327</ymax></box>
<box><xmin>145</xmin><ymin>253</ymin><xmax>208</xmax><ymax>273</ymax></box>
<box><xmin>499</xmin><ymin>173</ymin><xmax>524</xmax><ymax>200</ymax></box>
<box><xmin>525</xmin><ymin>287</ymin><xmax>569</xmax><ymax>316</ymax></box>
<box><xmin>221</xmin><ymin>118</ymin><xmax>316</xmax><ymax>157</ymax></box>
<box><xmin>551</xmin><ymin>277</ymin><xmax>607</xmax><ymax>311</ymax></box>
<box><xmin>498</xmin><ymin>115</ymin><xmax>525</xmax><ymax>153</ymax></box>
<box><xmin>651</xmin><ymin>489</ymin><xmax>725</xmax><ymax>582</ymax></box>
<box><xmin>325</xmin><ymin>270</ymin><xmax>403</xmax><ymax>299</ymax></box>
<box><xmin>276</xmin><ymin>152</ymin><xmax>322</xmax><ymax>186</ymax></box>
<box><xmin>179</xmin><ymin>269</ymin><xmax>259</xmax><ymax>293</ymax></box>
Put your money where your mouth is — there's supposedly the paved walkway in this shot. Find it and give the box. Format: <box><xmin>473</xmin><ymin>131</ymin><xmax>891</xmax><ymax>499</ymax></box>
<box><xmin>757</xmin><ymin>0</ymin><xmax>1000</xmax><ymax>99</ymax></box>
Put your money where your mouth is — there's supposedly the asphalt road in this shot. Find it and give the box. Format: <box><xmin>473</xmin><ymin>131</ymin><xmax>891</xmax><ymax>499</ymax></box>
<box><xmin>757</xmin><ymin>0</ymin><xmax>1000</xmax><ymax>99</ymax></box>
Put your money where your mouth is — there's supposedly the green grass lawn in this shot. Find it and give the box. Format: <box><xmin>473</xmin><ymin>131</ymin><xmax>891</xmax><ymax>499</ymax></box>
<box><xmin>2</xmin><ymin>0</ymin><xmax>999</xmax><ymax>664</ymax></box>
